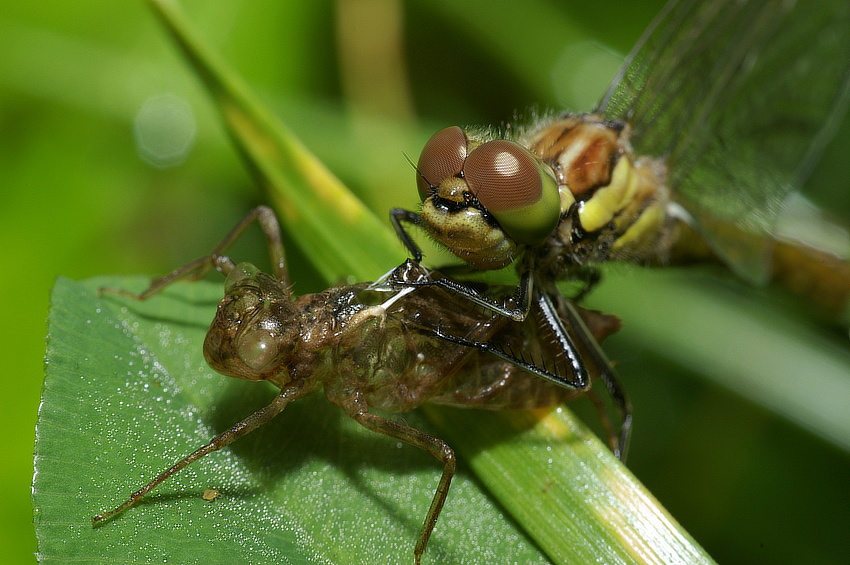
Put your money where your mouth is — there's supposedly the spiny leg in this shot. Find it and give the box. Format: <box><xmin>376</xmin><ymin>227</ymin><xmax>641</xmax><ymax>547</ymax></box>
<box><xmin>445</xmin><ymin>281</ymin><xmax>631</xmax><ymax>459</ymax></box>
<box><xmin>390</xmin><ymin>207</ymin><xmax>425</xmax><ymax>262</ymax></box>
<box><xmin>428</xmin><ymin>323</ymin><xmax>578</xmax><ymax>391</ymax></box>
<box><xmin>100</xmin><ymin>205</ymin><xmax>288</xmax><ymax>300</ymax></box>
<box><xmin>390</xmin><ymin>264</ymin><xmax>534</xmax><ymax>322</ymax></box>
<box><xmin>335</xmin><ymin>393</ymin><xmax>455</xmax><ymax>565</ymax></box>
<box><xmin>530</xmin><ymin>289</ymin><xmax>589</xmax><ymax>390</ymax></box>
<box><xmin>553</xmin><ymin>292</ymin><xmax>632</xmax><ymax>459</ymax></box>
<box><xmin>93</xmin><ymin>381</ymin><xmax>308</xmax><ymax>524</ymax></box>
<box><xmin>583</xmin><ymin>389</ymin><xmax>619</xmax><ymax>455</ymax></box>
<box><xmin>390</xmin><ymin>208</ymin><xmax>534</xmax><ymax>321</ymax></box>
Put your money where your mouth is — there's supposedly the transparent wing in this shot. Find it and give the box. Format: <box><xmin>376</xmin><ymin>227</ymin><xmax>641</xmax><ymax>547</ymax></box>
<box><xmin>597</xmin><ymin>0</ymin><xmax>850</xmax><ymax>282</ymax></box>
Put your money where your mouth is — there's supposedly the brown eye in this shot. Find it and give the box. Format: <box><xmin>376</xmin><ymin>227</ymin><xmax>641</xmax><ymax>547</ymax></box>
<box><xmin>464</xmin><ymin>140</ymin><xmax>561</xmax><ymax>245</ymax></box>
<box><xmin>465</xmin><ymin>140</ymin><xmax>541</xmax><ymax>212</ymax></box>
<box><xmin>416</xmin><ymin>126</ymin><xmax>468</xmax><ymax>200</ymax></box>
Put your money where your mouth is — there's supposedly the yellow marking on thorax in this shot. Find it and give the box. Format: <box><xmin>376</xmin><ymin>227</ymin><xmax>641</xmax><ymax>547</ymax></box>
<box><xmin>578</xmin><ymin>157</ymin><xmax>640</xmax><ymax>232</ymax></box>
<box><xmin>612</xmin><ymin>202</ymin><xmax>665</xmax><ymax>251</ymax></box>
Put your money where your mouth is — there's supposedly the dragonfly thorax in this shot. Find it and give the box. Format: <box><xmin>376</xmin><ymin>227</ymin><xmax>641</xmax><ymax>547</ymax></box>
<box><xmin>525</xmin><ymin>114</ymin><xmax>672</xmax><ymax>271</ymax></box>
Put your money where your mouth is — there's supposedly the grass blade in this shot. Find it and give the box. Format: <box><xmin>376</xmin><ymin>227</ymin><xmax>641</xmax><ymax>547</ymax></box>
<box><xmin>145</xmin><ymin>0</ymin><xmax>402</xmax><ymax>283</ymax></box>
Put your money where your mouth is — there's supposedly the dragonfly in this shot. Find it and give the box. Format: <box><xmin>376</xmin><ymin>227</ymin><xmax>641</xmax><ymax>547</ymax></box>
<box><xmin>92</xmin><ymin>206</ymin><xmax>625</xmax><ymax>565</ymax></box>
<box><xmin>391</xmin><ymin>0</ymin><xmax>850</xmax><ymax>335</ymax></box>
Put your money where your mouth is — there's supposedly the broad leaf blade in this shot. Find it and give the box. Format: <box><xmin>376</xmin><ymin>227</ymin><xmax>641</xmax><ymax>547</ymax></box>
<box><xmin>36</xmin><ymin>276</ymin><xmax>551</xmax><ymax>564</ymax></box>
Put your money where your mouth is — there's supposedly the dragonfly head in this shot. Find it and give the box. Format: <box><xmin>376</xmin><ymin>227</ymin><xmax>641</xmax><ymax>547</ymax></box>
<box><xmin>203</xmin><ymin>262</ymin><xmax>297</xmax><ymax>383</ymax></box>
<box><xmin>415</xmin><ymin>126</ymin><xmax>562</xmax><ymax>270</ymax></box>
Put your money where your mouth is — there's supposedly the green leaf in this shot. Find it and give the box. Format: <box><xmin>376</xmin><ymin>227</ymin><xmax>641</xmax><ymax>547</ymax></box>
<box><xmin>36</xmin><ymin>276</ymin><xmax>560</xmax><ymax>564</ymax></box>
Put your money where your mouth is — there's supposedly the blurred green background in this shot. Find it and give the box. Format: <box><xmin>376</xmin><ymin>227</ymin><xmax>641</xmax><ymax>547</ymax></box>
<box><xmin>4</xmin><ymin>1</ymin><xmax>849</xmax><ymax>564</ymax></box>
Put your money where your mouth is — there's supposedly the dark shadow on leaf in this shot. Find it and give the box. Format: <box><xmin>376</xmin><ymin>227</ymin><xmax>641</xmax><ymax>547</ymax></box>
<box><xmin>206</xmin><ymin>380</ymin><xmax>457</xmax><ymax>482</ymax></box>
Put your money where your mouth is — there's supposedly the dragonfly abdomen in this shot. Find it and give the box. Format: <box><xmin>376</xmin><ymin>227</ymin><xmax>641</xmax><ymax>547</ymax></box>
<box><xmin>771</xmin><ymin>239</ymin><xmax>850</xmax><ymax>318</ymax></box>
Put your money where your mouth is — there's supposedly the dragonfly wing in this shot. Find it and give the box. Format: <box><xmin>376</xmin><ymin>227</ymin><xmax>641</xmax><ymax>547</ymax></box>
<box><xmin>597</xmin><ymin>0</ymin><xmax>850</xmax><ymax>283</ymax></box>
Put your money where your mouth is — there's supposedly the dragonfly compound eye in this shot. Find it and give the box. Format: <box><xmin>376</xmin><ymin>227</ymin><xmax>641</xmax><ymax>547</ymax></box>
<box><xmin>416</xmin><ymin>126</ymin><xmax>468</xmax><ymax>200</ymax></box>
<box><xmin>236</xmin><ymin>327</ymin><xmax>283</xmax><ymax>373</ymax></box>
<box><xmin>464</xmin><ymin>140</ymin><xmax>561</xmax><ymax>245</ymax></box>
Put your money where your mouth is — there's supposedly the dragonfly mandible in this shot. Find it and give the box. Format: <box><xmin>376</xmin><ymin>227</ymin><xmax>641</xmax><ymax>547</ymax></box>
<box><xmin>391</xmin><ymin>0</ymin><xmax>850</xmax><ymax>329</ymax></box>
<box><xmin>92</xmin><ymin>206</ymin><xmax>625</xmax><ymax>565</ymax></box>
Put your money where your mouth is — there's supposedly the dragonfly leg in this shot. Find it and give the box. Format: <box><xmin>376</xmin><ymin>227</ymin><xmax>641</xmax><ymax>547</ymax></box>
<box><xmin>553</xmin><ymin>292</ymin><xmax>632</xmax><ymax>459</ymax></box>
<box><xmin>389</xmin><ymin>264</ymin><xmax>534</xmax><ymax>322</ymax></box>
<box><xmin>533</xmin><ymin>289</ymin><xmax>590</xmax><ymax>390</ymax></box>
<box><xmin>428</xmin><ymin>317</ymin><xmax>587</xmax><ymax>391</ymax></box>
<box><xmin>99</xmin><ymin>205</ymin><xmax>288</xmax><ymax>300</ymax></box>
<box><xmin>390</xmin><ymin>207</ymin><xmax>424</xmax><ymax>262</ymax></box>
<box><xmin>583</xmin><ymin>389</ymin><xmax>620</xmax><ymax>455</ymax></box>
<box><xmin>93</xmin><ymin>380</ymin><xmax>309</xmax><ymax>524</ymax></box>
<box><xmin>390</xmin><ymin>208</ymin><xmax>534</xmax><ymax>321</ymax></box>
<box><xmin>569</xmin><ymin>265</ymin><xmax>602</xmax><ymax>302</ymax></box>
<box><xmin>332</xmin><ymin>391</ymin><xmax>455</xmax><ymax>565</ymax></box>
